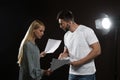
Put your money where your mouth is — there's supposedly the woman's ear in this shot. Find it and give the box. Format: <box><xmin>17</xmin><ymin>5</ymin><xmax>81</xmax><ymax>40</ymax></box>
<box><xmin>33</xmin><ymin>29</ymin><xmax>36</xmax><ymax>33</ymax></box>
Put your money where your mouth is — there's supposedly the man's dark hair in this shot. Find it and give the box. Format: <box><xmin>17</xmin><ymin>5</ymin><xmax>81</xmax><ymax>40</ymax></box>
<box><xmin>57</xmin><ymin>9</ymin><xmax>74</xmax><ymax>22</ymax></box>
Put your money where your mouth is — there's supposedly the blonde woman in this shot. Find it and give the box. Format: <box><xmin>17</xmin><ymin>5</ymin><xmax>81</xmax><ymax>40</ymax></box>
<box><xmin>17</xmin><ymin>19</ymin><xmax>51</xmax><ymax>80</ymax></box>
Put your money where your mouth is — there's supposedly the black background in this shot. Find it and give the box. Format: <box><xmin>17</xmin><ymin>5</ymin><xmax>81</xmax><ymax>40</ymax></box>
<box><xmin>0</xmin><ymin>0</ymin><xmax>120</xmax><ymax>80</ymax></box>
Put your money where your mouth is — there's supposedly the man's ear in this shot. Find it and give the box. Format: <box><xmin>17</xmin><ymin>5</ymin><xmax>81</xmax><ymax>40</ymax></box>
<box><xmin>68</xmin><ymin>21</ymin><xmax>73</xmax><ymax>24</ymax></box>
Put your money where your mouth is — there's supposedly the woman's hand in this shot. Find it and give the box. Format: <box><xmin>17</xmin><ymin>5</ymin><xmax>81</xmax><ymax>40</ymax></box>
<box><xmin>44</xmin><ymin>68</ymin><xmax>52</xmax><ymax>76</ymax></box>
<box><xmin>40</xmin><ymin>51</ymin><xmax>46</xmax><ymax>57</ymax></box>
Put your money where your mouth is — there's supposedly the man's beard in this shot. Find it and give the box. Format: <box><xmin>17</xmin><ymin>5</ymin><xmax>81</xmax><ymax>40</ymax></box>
<box><xmin>64</xmin><ymin>24</ymin><xmax>70</xmax><ymax>32</ymax></box>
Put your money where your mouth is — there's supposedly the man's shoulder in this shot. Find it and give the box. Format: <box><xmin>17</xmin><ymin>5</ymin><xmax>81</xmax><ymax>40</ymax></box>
<box><xmin>79</xmin><ymin>25</ymin><xmax>93</xmax><ymax>31</ymax></box>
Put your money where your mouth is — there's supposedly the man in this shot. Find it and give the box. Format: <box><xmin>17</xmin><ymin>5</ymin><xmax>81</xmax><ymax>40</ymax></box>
<box><xmin>57</xmin><ymin>9</ymin><xmax>101</xmax><ymax>80</ymax></box>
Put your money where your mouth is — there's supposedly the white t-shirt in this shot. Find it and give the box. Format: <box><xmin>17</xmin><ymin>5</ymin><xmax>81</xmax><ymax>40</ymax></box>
<box><xmin>64</xmin><ymin>25</ymin><xmax>99</xmax><ymax>75</ymax></box>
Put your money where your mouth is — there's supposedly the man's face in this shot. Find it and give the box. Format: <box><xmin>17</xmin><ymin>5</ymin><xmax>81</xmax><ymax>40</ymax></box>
<box><xmin>58</xmin><ymin>19</ymin><xmax>70</xmax><ymax>31</ymax></box>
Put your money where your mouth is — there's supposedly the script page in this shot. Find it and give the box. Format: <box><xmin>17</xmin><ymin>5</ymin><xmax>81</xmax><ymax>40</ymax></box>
<box><xmin>44</xmin><ymin>39</ymin><xmax>62</xmax><ymax>53</ymax></box>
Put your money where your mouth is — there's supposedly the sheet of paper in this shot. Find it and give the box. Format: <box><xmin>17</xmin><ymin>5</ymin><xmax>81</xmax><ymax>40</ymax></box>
<box><xmin>44</xmin><ymin>39</ymin><xmax>62</xmax><ymax>53</ymax></box>
<box><xmin>50</xmin><ymin>58</ymin><xmax>70</xmax><ymax>71</ymax></box>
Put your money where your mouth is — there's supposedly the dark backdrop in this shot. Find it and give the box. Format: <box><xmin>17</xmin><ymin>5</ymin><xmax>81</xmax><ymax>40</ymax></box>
<box><xmin>0</xmin><ymin>0</ymin><xmax>120</xmax><ymax>80</ymax></box>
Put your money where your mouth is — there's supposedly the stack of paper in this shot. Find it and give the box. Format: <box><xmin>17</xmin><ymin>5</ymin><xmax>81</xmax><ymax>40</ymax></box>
<box><xmin>50</xmin><ymin>58</ymin><xmax>70</xmax><ymax>71</ymax></box>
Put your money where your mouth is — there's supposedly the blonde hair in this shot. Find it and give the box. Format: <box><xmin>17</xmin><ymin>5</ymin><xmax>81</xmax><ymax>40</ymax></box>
<box><xmin>17</xmin><ymin>19</ymin><xmax>45</xmax><ymax>66</ymax></box>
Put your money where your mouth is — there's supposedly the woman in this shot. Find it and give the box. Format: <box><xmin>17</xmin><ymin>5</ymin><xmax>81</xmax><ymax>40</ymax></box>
<box><xmin>17</xmin><ymin>19</ymin><xmax>50</xmax><ymax>80</ymax></box>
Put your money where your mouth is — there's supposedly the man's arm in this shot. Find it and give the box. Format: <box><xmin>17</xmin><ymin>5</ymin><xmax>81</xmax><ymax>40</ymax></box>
<box><xmin>70</xmin><ymin>42</ymin><xmax>101</xmax><ymax>67</ymax></box>
<box><xmin>58</xmin><ymin>47</ymin><xmax>69</xmax><ymax>59</ymax></box>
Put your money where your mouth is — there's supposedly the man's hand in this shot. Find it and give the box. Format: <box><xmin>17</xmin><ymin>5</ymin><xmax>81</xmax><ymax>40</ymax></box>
<box><xmin>70</xmin><ymin>60</ymin><xmax>81</xmax><ymax>67</ymax></box>
<box><xmin>58</xmin><ymin>52</ymin><xmax>69</xmax><ymax>60</ymax></box>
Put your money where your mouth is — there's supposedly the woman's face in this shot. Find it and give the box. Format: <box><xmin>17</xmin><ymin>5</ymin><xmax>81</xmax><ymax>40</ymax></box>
<box><xmin>34</xmin><ymin>25</ymin><xmax>45</xmax><ymax>39</ymax></box>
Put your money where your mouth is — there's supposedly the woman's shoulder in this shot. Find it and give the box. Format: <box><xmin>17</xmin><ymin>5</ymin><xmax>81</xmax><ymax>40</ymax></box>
<box><xmin>23</xmin><ymin>41</ymin><xmax>34</xmax><ymax>48</ymax></box>
<box><xmin>24</xmin><ymin>41</ymin><xmax>31</xmax><ymax>45</ymax></box>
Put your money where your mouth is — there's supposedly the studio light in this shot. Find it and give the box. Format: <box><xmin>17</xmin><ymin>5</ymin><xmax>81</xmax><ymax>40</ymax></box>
<box><xmin>95</xmin><ymin>14</ymin><xmax>112</xmax><ymax>34</ymax></box>
<box><xmin>101</xmin><ymin>17</ymin><xmax>112</xmax><ymax>29</ymax></box>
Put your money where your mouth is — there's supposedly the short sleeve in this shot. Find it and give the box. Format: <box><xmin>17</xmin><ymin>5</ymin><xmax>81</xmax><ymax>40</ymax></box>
<box><xmin>84</xmin><ymin>28</ymin><xmax>98</xmax><ymax>45</ymax></box>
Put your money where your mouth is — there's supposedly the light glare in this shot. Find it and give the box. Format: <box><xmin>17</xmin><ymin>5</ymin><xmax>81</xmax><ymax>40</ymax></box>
<box><xmin>102</xmin><ymin>18</ymin><xmax>112</xmax><ymax>29</ymax></box>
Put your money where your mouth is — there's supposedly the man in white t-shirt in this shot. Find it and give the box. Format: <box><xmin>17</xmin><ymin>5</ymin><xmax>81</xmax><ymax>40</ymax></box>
<box><xmin>57</xmin><ymin>9</ymin><xmax>101</xmax><ymax>80</ymax></box>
